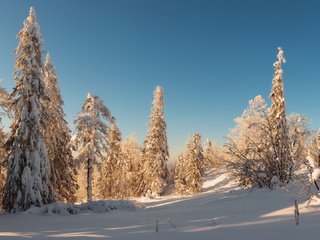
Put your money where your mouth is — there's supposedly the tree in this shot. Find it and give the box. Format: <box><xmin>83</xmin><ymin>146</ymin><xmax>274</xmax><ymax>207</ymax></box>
<box><xmin>0</xmin><ymin>87</ymin><xmax>9</xmax><ymax>201</ymax></box>
<box><xmin>287</xmin><ymin>113</ymin><xmax>310</xmax><ymax>163</ymax></box>
<box><xmin>138</xmin><ymin>86</ymin><xmax>169</xmax><ymax>197</ymax></box>
<box><xmin>121</xmin><ymin>134</ymin><xmax>142</xmax><ymax>197</ymax></box>
<box><xmin>2</xmin><ymin>7</ymin><xmax>55</xmax><ymax>212</ymax></box>
<box><xmin>225</xmin><ymin>95</ymin><xmax>274</xmax><ymax>188</ymax></box>
<box><xmin>203</xmin><ymin>139</ymin><xmax>225</xmax><ymax>168</ymax></box>
<box><xmin>174</xmin><ymin>133</ymin><xmax>204</xmax><ymax>194</ymax></box>
<box><xmin>269</xmin><ymin>47</ymin><xmax>292</xmax><ymax>182</ymax></box>
<box><xmin>307</xmin><ymin>130</ymin><xmax>320</xmax><ymax>169</ymax></box>
<box><xmin>97</xmin><ymin>122</ymin><xmax>123</xmax><ymax>199</ymax></box>
<box><xmin>174</xmin><ymin>154</ymin><xmax>188</xmax><ymax>194</ymax></box>
<box><xmin>73</xmin><ymin>93</ymin><xmax>114</xmax><ymax>201</ymax></box>
<box><xmin>43</xmin><ymin>54</ymin><xmax>78</xmax><ymax>203</ymax></box>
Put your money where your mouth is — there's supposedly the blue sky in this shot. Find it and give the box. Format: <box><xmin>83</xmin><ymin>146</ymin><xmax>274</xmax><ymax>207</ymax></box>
<box><xmin>0</xmin><ymin>0</ymin><xmax>320</xmax><ymax>157</ymax></box>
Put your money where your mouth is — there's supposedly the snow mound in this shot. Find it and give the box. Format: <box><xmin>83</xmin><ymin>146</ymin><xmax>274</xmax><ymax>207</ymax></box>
<box><xmin>79</xmin><ymin>200</ymin><xmax>135</xmax><ymax>213</ymax></box>
<box><xmin>25</xmin><ymin>200</ymin><xmax>135</xmax><ymax>215</ymax></box>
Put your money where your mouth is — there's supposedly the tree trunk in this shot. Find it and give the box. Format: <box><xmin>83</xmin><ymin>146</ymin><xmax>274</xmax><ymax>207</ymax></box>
<box><xmin>87</xmin><ymin>158</ymin><xmax>93</xmax><ymax>201</ymax></box>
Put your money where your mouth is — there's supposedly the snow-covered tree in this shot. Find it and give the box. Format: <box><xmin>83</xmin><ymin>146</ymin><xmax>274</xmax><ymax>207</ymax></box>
<box><xmin>97</xmin><ymin>122</ymin><xmax>123</xmax><ymax>199</ymax></box>
<box><xmin>73</xmin><ymin>93</ymin><xmax>114</xmax><ymax>201</ymax></box>
<box><xmin>43</xmin><ymin>54</ymin><xmax>78</xmax><ymax>203</ymax></box>
<box><xmin>225</xmin><ymin>95</ymin><xmax>273</xmax><ymax>188</ymax></box>
<box><xmin>287</xmin><ymin>113</ymin><xmax>310</xmax><ymax>163</ymax></box>
<box><xmin>174</xmin><ymin>154</ymin><xmax>187</xmax><ymax>194</ymax></box>
<box><xmin>203</xmin><ymin>139</ymin><xmax>215</xmax><ymax>167</ymax></box>
<box><xmin>175</xmin><ymin>133</ymin><xmax>204</xmax><ymax>194</ymax></box>
<box><xmin>269</xmin><ymin>47</ymin><xmax>292</xmax><ymax>182</ymax></box>
<box><xmin>121</xmin><ymin>134</ymin><xmax>142</xmax><ymax>197</ymax></box>
<box><xmin>0</xmin><ymin>87</ymin><xmax>8</xmax><ymax>201</ymax></box>
<box><xmin>307</xmin><ymin>130</ymin><xmax>320</xmax><ymax>169</ymax></box>
<box><xmin>138</xmin><ymin>86</ymin><xmax>169</xmax><ymax>197</ymax></box>
<box><xmin>3</xmin><ymin>7</ymin><xmax>55</xmax><ymax>212</ymax></box>
<box><xmin>203</xmin><ymin>139</ymin><xmax>225</xmax><ymax>168</ymax></box>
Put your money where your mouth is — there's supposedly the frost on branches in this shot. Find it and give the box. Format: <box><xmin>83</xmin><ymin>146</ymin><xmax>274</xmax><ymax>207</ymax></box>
<box><xmin>2</xmin><ymin>7</ymin><xmax>55</xmax><ymax>212</ymax></box>
<box><xmin>121</xmin><ymin>134</ymin><xmax>142</xmax><ymax>197</ymax></box>
<box><xmin>97</xmin><ymin>122</ymin><xmax>123</xmax><ymax>199</ymax></box>
<box><xmin>225</xmin><ymin>95</ymin><xmax>272</xmax><ymax>188</ymax></box>
<box><xmin>0</xmin><ymin>87</ymin><xmax>9</xmax><ymax>201</ymax></box>
<box><xmin>174</xmin><ymin>133</ymin><xmax>204</xmax><ymax>194</ymax></box>
<box><xmin>269</xmin><ymin>47</ymin><xmax>292</xmax><ymax>182</ymax></box>
<box><xmin>138</xmin><ymin>86</ymin><xmax>169</xmax><ymax>197</ymax></box>
<box><xmin>43</xmin><ymin>54</ymin><xmax>78</xmax><ymax>203</ymax></box>
<box><xmin>73</xmin><ymin>93</ymin><xmax>114</xmax><ymax>201</ymax></box>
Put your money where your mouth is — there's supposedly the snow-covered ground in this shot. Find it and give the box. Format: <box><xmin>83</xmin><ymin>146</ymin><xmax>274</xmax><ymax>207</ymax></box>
<box><xmin>1</xmin><ymin>170</ymin><xmax>320</xmax><ymax>240</ymax></box>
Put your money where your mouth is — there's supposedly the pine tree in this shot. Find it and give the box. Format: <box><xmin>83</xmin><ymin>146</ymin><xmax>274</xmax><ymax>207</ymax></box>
<box><xmin>97</xmin><ymin>122</ymin><xmax>123</xmax><ymax>199</ymax></box>
<box><xmin>3</xmin><ymin>7</ymin><xmax>55</xmax><ymax>212</ymax></box>
<box><xmin>43</xmin><ymin>54</ymin><xmax>78</xmax><ymax>203</ymax></box>
<box><xmin>139</xmin><ymin>86</ymin><xmax>169</xmax><ymax>197</ymax></box>
<box><xmin>73</xmin><ymin>93</ymin><xmax>114</xmax><ymax>201</ymax></box>
<box><xmin>269</xmin><ymin>47</ymin><xmax>292</xmax><ymax>182</ymax></box>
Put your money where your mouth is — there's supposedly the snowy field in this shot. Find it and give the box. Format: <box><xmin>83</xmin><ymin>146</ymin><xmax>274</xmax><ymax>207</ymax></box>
<box><xmin>1</xmin><ymin>170</ymin><xmax>320</xmax><ymax>240</ymax></box>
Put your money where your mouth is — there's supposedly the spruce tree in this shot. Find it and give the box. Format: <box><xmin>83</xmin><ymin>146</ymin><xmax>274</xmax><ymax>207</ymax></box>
<box><xmin>3</xmin><ymin>7</ymin><xmax>55</xmax><ymax>212</ymax></box>
<box><xmin>174</xmin><ymin>154</ymin><xmax>187</xmax><ymax>194</ymax></box>
<box><xmin>73</xmin><ymin>93</ymin><xmax>114</xmax><ymax>201</ymax></box>
<box><xmin>174</xmin><ymin>133</ymin><xmax>204</xmax><ymax>194</ymax></box>
<box><xmin>139</xmin><ymin>86</ymin><xmax>169</xmax><ymax>197</ymax></box>
<box><xmin>203</xmin><ymin>139</ymin><xmax>215</xmax><ymax>167</ymax></box>
<box><xmin>184</xmin><ymin>133</ymin><xmax>204</xmax><ymax>193</ymax></box>
<box><xmin>0</xmin><ymin>87</ymin><xmax>9</xmax><ymax>201</ymax></box>
<box><xmin>121</xmin><ymin>134</ymin><xmax>142</xmax><ymax>197</ymax></box>
<box><xmin>269</xmin><ymin>47</ymin><xmax>292</xmax><ymax>182</ymax></box>
<box><xmin>97</xmin><ymin>122</ymin><xmax>123</xmax><ymax>199</ymax></box>
<box><xmin>43</xmin><ymin>54</ymin><xmax>78</xmax><ymax>203</ymax></box>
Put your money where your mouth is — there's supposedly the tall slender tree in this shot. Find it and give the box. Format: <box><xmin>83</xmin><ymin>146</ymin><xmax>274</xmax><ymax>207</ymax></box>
<box><xmin>73</xmin><ymin>93</ymin><xmax>114</xmax><ymax>201</ymax></box>
<box><xmin>138</xmin><ymin>86</ymin><xmax>169</xmax><ymax>197</ymax></box>
<box><xmin>2</xmin><ymin>7</ymin><xmax>55</xmax><ymax>212</ymax></box>
<box><xmin>43</xmin><ymin>54</ymin><xmax>78</xmax><ymax>203</ymax></box>
<box><xmin>269</xmin><ymin>47</ymin><xmax>292</xmax><ymax>182</ymax></box>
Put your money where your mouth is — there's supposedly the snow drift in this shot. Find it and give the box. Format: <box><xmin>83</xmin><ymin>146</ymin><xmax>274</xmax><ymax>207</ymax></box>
<box><xmin>25</xmin><ymin>200</ymin><xmax>136</xmax><ymax>215</ymax></box>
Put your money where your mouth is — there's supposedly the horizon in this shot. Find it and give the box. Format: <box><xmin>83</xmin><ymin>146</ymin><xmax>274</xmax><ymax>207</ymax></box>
<box><xmin>1</xmin><ymin>0</ymin><xmax>320</xmax><ymax>159</ymax></box>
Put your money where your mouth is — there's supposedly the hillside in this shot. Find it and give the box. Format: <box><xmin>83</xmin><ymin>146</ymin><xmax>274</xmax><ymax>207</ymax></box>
<box><xmin>0</xmin><ymin>170</ymin><xmax>320</xmax><ymax>240</ymax></box>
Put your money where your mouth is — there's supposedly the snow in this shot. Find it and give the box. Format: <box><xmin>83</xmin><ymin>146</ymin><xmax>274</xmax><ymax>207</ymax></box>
<box><xmin>25</xmin><ymin>200</ymin><xmax>136</xmax><ymax>215</ymax></box>
<box><xmin>312</xmin><ymin>168</ymin><xmax>320</xmax><ymax>180</ymax></box>
<box><xmin>1</xmin><ymin>170</ymin><xmax>320</xmax><ymax>239</ymax></box>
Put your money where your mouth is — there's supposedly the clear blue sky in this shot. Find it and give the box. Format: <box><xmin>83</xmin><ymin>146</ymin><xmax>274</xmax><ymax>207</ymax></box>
<box><xmin>0</xmin><ymin>0</ymin><xmax>320</xmax><ymax>158</ymax></box>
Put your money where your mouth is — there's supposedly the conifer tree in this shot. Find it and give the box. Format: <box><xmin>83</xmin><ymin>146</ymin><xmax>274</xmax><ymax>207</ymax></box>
<box><xmin>174</xmin><ymin>154</ymin><xmax>187</xmax><ymax>194</ymax></box>
<box><xmin>0</xmin><ymin>87</ymin><xmax>9</xmax><ymax>201</ymax></box>
<box><xmin>203</xmin><ymin>139</ymin><xmax>215</xmax><ymax>167</ymax></box>
<box><xmin>73</xmin><ymin>93</ymin><xmax>114</xmax><ymax>201</ymax></box>
<box><xmin>139</xmin><ymin>86</ymin><xmax>169</xmax><ymax>197</ymax></box>
<box><xmin>121</xmin><ymin>134</ymin><xmax>142</xmax><ymax>197</ymax></box>
<box><xmin>269</xmin><ymin>47</ymin><xmax>292</xmax><ymax>182</ymax></box>
<box><xmin>43</xmin><ymin>54</ymin><xmax>78</xmax><ymax>203</ymax></box>
<box><xmin>174</xmin><ymin>133</ymin><xmax>204</xmax><ymax>194</ymax></box>
<box><xmin>3</xmin><ymin>7</ymin><xmax>55</xmax><ymax>212</ymax></box>
<box><xmin>97</xmin><ymin>122</ymin><xmax>123</xmax><ymax>199</ymax></box>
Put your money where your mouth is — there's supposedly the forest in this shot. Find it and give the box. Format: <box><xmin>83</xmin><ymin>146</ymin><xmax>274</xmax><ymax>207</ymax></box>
<box><xmin>0</xmin><ymin>7</ymin><xmax>319</xmax><ymax>218</ymax></box>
